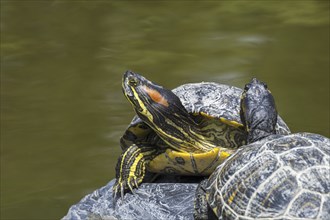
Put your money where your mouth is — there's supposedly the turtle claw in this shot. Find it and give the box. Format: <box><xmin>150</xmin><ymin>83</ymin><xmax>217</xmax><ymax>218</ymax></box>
<box><xmin>134</xmin><ymin>178</ymin><xmax>139</xmax><ymax>189</ymax></box>
<box><xmin>113</xmin><ymin>176</ymin><xmax>143</xmax><ymax>200</ymax></box>
<box><xmin>112</xmin><ymin>182</ymin><xmax>121</xmax><ymax>199</ymax></box>
<box><xmin>127</xmin><ymin>179</ymin><xmax>135</xmax><ymax>194</ymax></box>
<box><xmin>112</xmin><ymin>181</ymin><xmax>120</xmax><ymax>200</ymax></box>
<box><xmin>120</xmin><ymin>184</ymin><xmax>124</xmax><ymax>200</ymax></box>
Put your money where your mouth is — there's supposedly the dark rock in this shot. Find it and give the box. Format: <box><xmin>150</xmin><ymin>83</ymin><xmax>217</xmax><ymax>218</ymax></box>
<box><xmin>63</xmin><ymin>178</ymin><xmax>199</xmax><ymax>220</ymax></box>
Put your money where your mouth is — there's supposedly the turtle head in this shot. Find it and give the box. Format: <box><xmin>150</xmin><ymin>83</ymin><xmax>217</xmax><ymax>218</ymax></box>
<box><xmin>122</xmin><ymin>71</ymin><xmax>197</xmax><ymax>151</ymax></box>
<box><xmin>122</xmin><ymin>71</ymin><xmax>190</xmax><ymax>122</ymax></box>
<box><xmin>240</xmin><ymin>78</ymin><xmax>278</xmax><ymax>143</ymax></box>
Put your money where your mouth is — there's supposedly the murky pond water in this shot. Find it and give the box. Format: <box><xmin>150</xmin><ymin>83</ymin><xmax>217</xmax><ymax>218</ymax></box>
<box><xmin>1</xmin><ymin>1</ymin><xmax>329</xmax><ymax>219</ymax></box>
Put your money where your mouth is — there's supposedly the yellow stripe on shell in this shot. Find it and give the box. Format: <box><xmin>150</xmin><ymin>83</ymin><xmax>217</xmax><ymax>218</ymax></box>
<box><xmin>228</xmin><ymin>188</ymin><xmax>238</xmax><ymax>205</ymax></box>
<box><xmin>199</xmin><ymin>112</ymin><xmax>244</xmax><ymax>129</ymax></box>
<box><xmin>219</xmin><ymin>117</ymin><xmax>244</xmax><ymax>129</ymax></box>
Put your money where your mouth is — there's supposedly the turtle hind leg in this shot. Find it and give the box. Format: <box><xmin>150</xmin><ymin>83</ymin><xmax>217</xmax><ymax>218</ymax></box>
<box><xmin>113</xmin><ymin>144</ymin><xmax>156</xmax><ymax>199</ymax></box>
<box><xmin>194</xmin><ymin>179</ymin><xmax>208</xmax><ymax>220</ymax></box>
<box><xmin>194</xmin><ymin>179</ymin><xmax>217</xmax><ymax>220</ymax></box>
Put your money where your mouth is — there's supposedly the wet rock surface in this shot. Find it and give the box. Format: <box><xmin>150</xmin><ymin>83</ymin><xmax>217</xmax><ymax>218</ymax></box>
<box><xmin>63</xmin><ymin>178</ymin><xmax>200</xmax><ymax>220</ymax></box>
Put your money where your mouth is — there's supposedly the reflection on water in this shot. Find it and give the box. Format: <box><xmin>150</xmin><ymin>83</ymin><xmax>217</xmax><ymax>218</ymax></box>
<box><xmin>1</xmin><ymin>1</ymin><xmax>329</xmax><ymax>219</ymax></box>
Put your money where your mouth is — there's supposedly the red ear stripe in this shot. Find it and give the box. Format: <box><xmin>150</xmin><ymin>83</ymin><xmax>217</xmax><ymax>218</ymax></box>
<box><xmin>143</xmin><ymin>86</ymin><xmax>169</xmax><ymax>107</ymax></box>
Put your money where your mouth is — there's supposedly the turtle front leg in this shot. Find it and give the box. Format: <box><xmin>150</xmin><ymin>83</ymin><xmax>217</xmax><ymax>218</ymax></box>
<box><xmin>113</xmin><ymin>144</ymin><xmax>156</xmax><ymax>199</ymax></box>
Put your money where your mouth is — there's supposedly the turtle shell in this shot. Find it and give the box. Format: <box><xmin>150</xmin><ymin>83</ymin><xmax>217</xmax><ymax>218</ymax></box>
<box><xmin>121</xmin><ymin>82</ymin><xmax>291</xmax><ymax>151</ymax></box>
<box><xmin>206</xmin><ymin>132</ymin><xmax>330</xmax><ymax>219</ymax></box>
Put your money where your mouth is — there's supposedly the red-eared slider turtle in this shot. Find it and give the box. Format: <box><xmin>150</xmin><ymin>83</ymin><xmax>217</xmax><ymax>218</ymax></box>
<box><xmin>194</xmin><ymin>78</ymin><xmax>330</xmax><ymax>219</ymax></box>
<box><xmin>113</xmin><ymin>71</ymin><xmax>291</xmax><ymax>198</ymax></box>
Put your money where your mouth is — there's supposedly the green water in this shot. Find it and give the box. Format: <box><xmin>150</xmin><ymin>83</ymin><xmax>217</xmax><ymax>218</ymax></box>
<box><xmin>1</xmin><ymin>1</ymin><xmax>329</xmax><ymax>219</ymax></box>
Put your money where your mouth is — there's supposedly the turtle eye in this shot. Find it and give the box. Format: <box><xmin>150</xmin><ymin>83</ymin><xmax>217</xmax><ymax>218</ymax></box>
<box><xmin>262</xmin><ymin>82</ymin><xmax>268</xmax><ymax>89</ymax></box>
<box><xmin>244</xmin><ymin>84</ymin><xmax>251</xmax><ymax>91</ymax></box>
<box><xmin>128</xmin><ymin>76</ymin><xmax>138</xmax><ymax>87</ymax></box>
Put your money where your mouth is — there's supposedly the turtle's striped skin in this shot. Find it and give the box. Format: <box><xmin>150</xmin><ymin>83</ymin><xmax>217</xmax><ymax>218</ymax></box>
<box><xmin>207</xmin><ymin>133</ymin><xmax>330</xmax><ymax>219</ymax></box>
<box><xmin>114</xmin><ymin>72</ymin><xmax>291</xmax><ymax>198</ymax></box>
